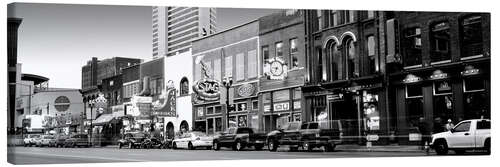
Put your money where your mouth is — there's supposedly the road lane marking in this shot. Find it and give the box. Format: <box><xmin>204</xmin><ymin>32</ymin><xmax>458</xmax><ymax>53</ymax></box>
<box><xmin>13</xmin><ymin>151</ymin><xmax>146</xmax><ymax>162</ymax></box>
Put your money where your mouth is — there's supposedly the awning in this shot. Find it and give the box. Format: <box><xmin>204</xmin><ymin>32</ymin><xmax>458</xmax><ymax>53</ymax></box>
<box><xmin>92</xmin><ymin>114</ymin><xmax>115</xmax><ymax>126</ymax></box>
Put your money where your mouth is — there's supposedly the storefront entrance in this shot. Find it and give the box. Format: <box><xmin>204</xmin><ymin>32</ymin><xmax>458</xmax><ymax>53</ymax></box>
<box><xmin>328</xmin><ymin>93</ymin><xmax>361</xmax><ymax>143</ymax></box>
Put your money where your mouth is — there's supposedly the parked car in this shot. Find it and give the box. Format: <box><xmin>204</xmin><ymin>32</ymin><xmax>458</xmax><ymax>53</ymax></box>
<box><xmin>172</xmin><ymin>131</ymin><xmax>213</xmax><ymax>150</ymax></box>
<box><xmin>117</xmin><ymin>131</ymin><xmax>148</xmax><ymax>149</ymax></box>
<box><xmin>212</xmin><ymin>127</ymin><xmax>266</xmax><ymax>151</ymax></box>
<box><xmin>64</xmin><ymin>134</ymin><xmax>90</xmax><ymax>148</ymax></box>
<box><xmin>54</xmin><ymin>134</ymin><xmax>69</xmax><ymax>148</ymax></box>
<box><xmin>267</xmin><ymin>120</ymin><xmax>343</xmax><ymax>152</ymax></box>
<box><xmin>23</xmin><ymin>134</ymin><xmax>41</xmax><ymax>147</ymax></box>
<box><xmin>141</xmin><ymin>136</ymin><xmax>168</xmax><ymax>149</ymax></box>
<box><xmin>36</xmin><ymin>135</ymin><xmax>56</xmax><ymax>147</ymax></box>
<box><xmin>430</xmin><ymin>119</ymin><xmax>491</xmax><ymax>155</ymax></box>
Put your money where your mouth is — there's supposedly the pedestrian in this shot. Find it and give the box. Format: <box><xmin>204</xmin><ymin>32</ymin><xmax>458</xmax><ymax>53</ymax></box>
<box><xmin>417</xmin><ymin>117</ymin><xmax>430</xmax><ymax>150</ymax></box>
<box><xmin>445</xmin><ymin>119</ymin><xmax>455</xmax><ymax>131</ymax></box>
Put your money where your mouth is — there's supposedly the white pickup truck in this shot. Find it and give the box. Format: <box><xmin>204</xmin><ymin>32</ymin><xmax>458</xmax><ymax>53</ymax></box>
<box><xmin>430</xmin><ymin>119</ymin><xmax>490</xmax><ymax>155</ymax></box>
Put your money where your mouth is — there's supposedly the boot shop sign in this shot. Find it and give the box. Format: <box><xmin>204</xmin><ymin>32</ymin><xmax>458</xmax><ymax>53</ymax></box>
<box><xmin>193</xmin><ymin>78</ymin><xmax>221</xmax><ymax>102</ymax></box>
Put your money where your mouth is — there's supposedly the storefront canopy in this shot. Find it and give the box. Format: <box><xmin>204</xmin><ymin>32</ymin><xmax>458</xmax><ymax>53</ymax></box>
<box><xmin>92</xmin><ymin>114</ymin><xmax>115</xmax><ymax>126</ymax></box>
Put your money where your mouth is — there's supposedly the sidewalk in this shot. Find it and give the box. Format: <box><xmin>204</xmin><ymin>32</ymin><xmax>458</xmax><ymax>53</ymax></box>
<box><xmin>336</xmin><ymin>144</ymin><xmax>429</xmax><ymax>153</ymax></box>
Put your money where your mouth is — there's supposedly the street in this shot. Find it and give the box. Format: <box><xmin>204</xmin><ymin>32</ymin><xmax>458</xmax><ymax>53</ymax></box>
<box><xmin>7</xmin><ymin>146</ymin><xmax>485</xmax><ymax>165</ymax></box>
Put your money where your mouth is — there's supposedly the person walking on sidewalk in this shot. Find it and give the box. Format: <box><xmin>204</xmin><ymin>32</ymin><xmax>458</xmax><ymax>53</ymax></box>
<box><xmin>445</xmin><ymin>119</ymin><xmax>455</xmax><ymax>131</ymax></box>
<box><xmin>417</xmin><ymin>117</ymin><xmax>430</xmax><ymax>150</ymax></box>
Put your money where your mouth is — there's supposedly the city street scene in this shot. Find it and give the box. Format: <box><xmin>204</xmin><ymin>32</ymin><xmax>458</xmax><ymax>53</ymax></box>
<box><xmin>6</xmin><ymin>2</ymin><xmax>491</xmax><ymax>165</ymax></box>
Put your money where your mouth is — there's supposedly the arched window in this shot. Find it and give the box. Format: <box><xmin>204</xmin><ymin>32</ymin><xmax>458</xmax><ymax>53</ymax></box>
<box><xmin>326</xmin><ymin>41</ymin><xmax>341</xmax><ymax>80</ymax></box>
<box><xmin>345</xmin><ymin>39</ymin><xmax>359</xmax><ymax>78</ymax></box>
<box><xmin>461</xmin><ymin>15</ymin><xmax>483</xmax><ymax>58</ymax></box>
<box><xmin>180</xmin><ymin>77</ymin><xmax>189</xmax><ymax>96</ymax></box>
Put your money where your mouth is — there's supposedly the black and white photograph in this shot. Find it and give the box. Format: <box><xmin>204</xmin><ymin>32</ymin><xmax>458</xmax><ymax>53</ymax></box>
<box><xmin>3</xmin><ymin>0</ymin><xmax>496</xmax><ymax>166</ymax></box>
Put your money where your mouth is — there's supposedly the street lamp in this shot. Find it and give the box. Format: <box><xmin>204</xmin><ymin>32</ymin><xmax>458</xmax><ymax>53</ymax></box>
<box><xmin>222</xmin><ymin>76</ymin><xmax>233</xmax><ymax>130</ymax></box>
<box><xmin>88</xmin><ymin>99</ymin><xmax>95</xmax><ymax>147</ymax></box>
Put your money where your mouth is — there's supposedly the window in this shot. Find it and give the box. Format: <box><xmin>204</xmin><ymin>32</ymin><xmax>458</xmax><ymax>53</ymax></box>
<box><xmin>431</xmin><ymin>22</ymin><xmax>451</xmax><ymax>62</ymax></box>
<box><xmin>207</xmin><ymin>107</ymin><xmax>214</xmax><ymax>115</ymax></box>
<box><xmin>317</xmin><ymin>47</ymin><xmax>326</xmax><ymax>81</ymax></box>
<box><xmin>224</xmin><ymin>56</ymin><xmax>233</xmax><ymax>77</ymax></box>
<box><xmin>463</xmin><ymin>78</ymin><xmax>485</xmax><ymax>92</ymax></box>
<box><xmin>367</xmin><ymin>35</ymin><xmax>376</xmax><ymax>74</ymax></box>
<box><xmin>273</xmin><ymin>90</ymin><xmax>290</xmax><ymax>102</ymax></box>
<box><xmin>252</xmin><ymin>100</ymin><xmax>259</xmax><ymax>110</ymax></box>
<box><xmin>263</xmin><ymin>92</ymin><xmax>271</xmax><ymax>104</ymax></box>
<box><xmin>275</xmin><ymin>42</ymin><xmax>283</xmax><ymax>60</ymax></box>
<box><xmin>316</xmin><ymin>10</ymin><xmax>323</xmax><ymax>30</ymax></box>
<box><xmin>214</xmin><ymin>106</ymin><xmax>222</xmax><ymax>113</ymax></box>
<box><xmin>345</xmin><ymin>39</ymin><xmax>359</xmax><ymax>78</ymax></box>
<box><xmin>326</xmin><ymin>41</ymin><xmax>341</xmax><ymax>80</ymax></box>
<box><xmin>236</xmin><ymin>102</ymin><xmax>248</xmax><ymax>111</ymax></box>
<box><xmin>262</xmin><ymin>46</ymin><xmax>270</xmax><ymax>63</ymax></box>
<box><xmin>367</xmin><ymin>11</ymin><xmax>374</xmax><ymax>19</ymax></box>
<box><xmin>180</xmin><ymin>77</ymin><xmax>189</xmax><ymax>95</ymax></box>
<box><xmin>403</xmin><ymin>27</ymin><xmax>422</xmax><ymax>67</ymax></box>
<box><xmin>238</xmin><ymin>115</ymin><xmax>247</xmax><ymax>127</ymax></box>
<box><xmin>329</xmin><ymin>10</ymin><xmax>338</xmax><ymax>27</ymax></box>
<box><xmin>477</xmin><ymin>121</ymin><xmax>490</xmax><ymax>129</ymax></box>
<box><xmin>293</xmin><ymin>88</ymin><xmax>302</xmax><ymax>99</ymax></box>
<box><xmin>461</xmin><ymin>15</ymin><xmax>483</xmax><ymax>58</ymax></box>
<box><xmin>236</xmin><ymin>53</ymin><xmax>245</xmax><ymax>81</ymax></box>
<box><xmin>406</xmin><ymin>85</ymin><xmax>423</xmax><ymax>98</ymax></box>
<box><xmin>290</xmin><ymin>39</ymin><xmax>299</xmax><ymax>69</ymax></box>
<box><xmin>248</xmin><ymin>50</ymin><xmax>257</xmax><ymax>78</ymax></box>
<box><xmin>215</xmin><ymin>117</ymin><xmax>222</xmax><ymax>132</ymax></box>
<box><xmin>453</xmin><ymin>121</ymin><xmax>471</xmax><ymax>132</ymax></box>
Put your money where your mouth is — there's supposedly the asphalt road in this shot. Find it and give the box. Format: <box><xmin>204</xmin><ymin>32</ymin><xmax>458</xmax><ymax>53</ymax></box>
<box><xmin>6</xmin><ymin>146</ymin><xmax>482</xmax><ymax>165</ymax></box>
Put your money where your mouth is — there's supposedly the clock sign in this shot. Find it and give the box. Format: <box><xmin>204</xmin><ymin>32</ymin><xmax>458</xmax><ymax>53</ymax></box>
<box><xmin>265</xmin><ymin>57</ymin><xmax>288</xmax><ymax>80</ymax></box>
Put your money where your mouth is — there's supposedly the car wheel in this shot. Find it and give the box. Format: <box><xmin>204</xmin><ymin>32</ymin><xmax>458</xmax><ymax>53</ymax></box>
<box><xmin>172</xmin><ymin>142</ymin><xmax>177</xmax><ymax>149</ymax></box>
<box><xmin>434</xmin><ymin>140</ymin><xmax>448</xmax><ymax>155</ymax></box>
<box><xmin>213</xmin><ymin>141</ymin><xmax>220</xmax><ymax>151</ymax></box>
<box><xmin>188</xmin><ymin>142</ymin><xmax>194</xmax><ymax>150</ymax></box>
<box><xmin>303</xmin><ymin>142</ymin><xmax>312</xmax><ymax>152</ymax></box>
<box><xmin>235</xmin><ymin>140</ymin><xmax>243</xmax><ymax>151</ymax></box>
<box><xmin>128</xmin><ymin>142</ymin><xmax>133</xmax><ymax>149</ymax></box>
<box><xmin>484</xmin><ymin>139</ymin><xmax>491</xmax><ymax>155</ymax></box>
<box><xmin>268</xmin><ymin>140</ymin><xmax>278</xmax><ymax>152</ymax></box>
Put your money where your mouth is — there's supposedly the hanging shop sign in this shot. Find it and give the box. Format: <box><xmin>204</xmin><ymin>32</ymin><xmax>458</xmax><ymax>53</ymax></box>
<box><xmin>327</xmin><ymin>94</ymin><xmax>344</xmax><ymax>101</ymax></box>
<box><xmin>237</xmin><ymin>83</ymin><xmax>255</xmax><ymax>98</ymax></box>
<box><xmin>402</xmin><ymin>74</ymin><xmax>423</xmax><ymax>84</ymax></box>
<box><xmin>273</xmin><ymin>102</ymin><xmax>290</xmax><ymax>112</ymax></box>
<box><xmin>192</xmin><ymin>78</ymin><xmax>221</xmax><ymax>102</ymax></box>
<box><xmin>461</xmin><ymin>65</ymin><xmax>481</xmax><ymax>76</ymax></box>
<box><xmin>437</xmin><ymin>81</ymin><xmax>451</xmax><ymax>92</ymax></box>
<box><xmin>152</xmin><ymin>86</ymin><xmax>177</xmax><ymax>117</ymax></box>
<box><xmin>264</xmin><ymin>57</ymin><xmax>288</xmax><ymax>80</ymax></box>
<box><xmin>429</xmin><ymin>70</ymin><xmax>449</xmax><ymax>80</ymax></box>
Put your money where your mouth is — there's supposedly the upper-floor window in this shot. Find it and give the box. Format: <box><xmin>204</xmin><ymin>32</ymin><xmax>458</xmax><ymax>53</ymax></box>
<box><xmin>403</xmin><ymin>27</ymin><xmax>422</xmax><ymax>67</ymax></box>
<box><xmin>326</xmin><ymin>41</ymin><xmax>341</xmax><ymax>80</ymax></box>
<box><xmin>317</xmin><ymin>10</ymin><xmax>323</xmax><ymax>30</ymax></box>
<box><xmin>180</xmin><ymin>77</ymin><xmax>189</xmax><ymax>95</ymax></box>
<box><xmin>248</xmin><ymin>50</ymin><xmax>258</xmax><ymax>78</ymax></box>
<box><xmin>235</xmin><ymin>53</ymin><xmax>245</xmax><ymax>81</ymax></box>
<box><xmin>224</xmin><ymin>56</ymin><xmax>233</xmax><ymax>78</ymax></box>
<box><xmin>275</xmin><ymin>42</ymin><xmax>284</xmax><ymax>60</ymax></box>
<box><xmin>430</xmin><ymin>22</ymin><xmax>451</xmax><ymax>63</ymax></box>
<box><xmin>461</xmin><ymin>15</ymin><xmax>483</xmax><ymax>58</ymax></box>
<box><xmin>262</xmin><ymin>45</ymin><xmax>270</xmax><ymax>63</ymax></box>
<box><xmin>290</xmin><ymin>38</ymin><xmax>299</xmax><ymax>69</ymax></box>
<box><xmin>345</xmin><ymin>39</ymin><xmax>359</xmax><ymax>78</ymax></box>
<box><xmin>339</xmin><ymin>10</ymin><xmax>355</xmax><ymax>25</ymax></box>
<box><xmin>328</xmin><ymin>10</ymin><xmax>338</xmax><ymax>27</ymax></box>
<box><xmin>214</xmin><ymin>58</ymin><xmax>221</xmax><ymax>81</ymax></box>
<box><xmin>317</xmin><ymin>47</ymin><xmax>326</xmax><ymax>81</ymax></box>
<box><xmin>367</xmin><ymin>35</ymin><xmax>377</xmax><ymax>74</ymax></box>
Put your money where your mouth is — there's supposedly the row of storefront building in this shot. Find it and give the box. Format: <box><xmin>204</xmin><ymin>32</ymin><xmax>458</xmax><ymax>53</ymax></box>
<box><xmin>14</xmin><ymin>9</ymin><xmax>487</xmax><ymax>146</ymax></box>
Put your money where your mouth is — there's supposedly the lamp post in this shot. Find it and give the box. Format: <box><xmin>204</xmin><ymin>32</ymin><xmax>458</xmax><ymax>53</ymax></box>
<box><xmin>222</xmin><ymin>76</ymin><xmax>233</xmax><ymax>130</ymax></box>
<box><xmin>88</xmin><ymin>99</ymin><xmax>95</xmax><ymax>147</ymax></box>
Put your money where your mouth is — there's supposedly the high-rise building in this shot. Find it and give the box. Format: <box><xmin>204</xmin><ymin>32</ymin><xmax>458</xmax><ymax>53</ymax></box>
<box><xmin>152</xmin><ymin>6</ymin><xmax>217</xmax><ymax>58</ymax></box>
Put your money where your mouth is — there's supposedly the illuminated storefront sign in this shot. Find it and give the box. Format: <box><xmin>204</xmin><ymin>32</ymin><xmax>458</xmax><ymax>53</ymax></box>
<box><xmin>193</xmin><ymin>78</ymin><xmax>221</xmax><ymax>102</ymax></box>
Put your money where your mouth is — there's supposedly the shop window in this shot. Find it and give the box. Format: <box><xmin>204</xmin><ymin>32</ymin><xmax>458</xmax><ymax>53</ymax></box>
<box><xmin>238</xmin><ymin>115</ymin><xmax>247</xmax><ymax>127</ymax></box>
<box><xmin>293</xmin><ymin>88</ymin><xmax>302</xmax><ymax>99</ymax></box>
<box><xmin>215</xmin><ymin>117</ymin><xmax>222</xmax><ymax>132</ymax></box>
<box><xmin>403</xmin><ymin>27</ymin><xmax>422</xmax><ymax>67</ymax></box>
<box><xmin>290</xmin><ymin>38</ymin><xmax>299</xmax><ymax>69</ymax></box>
<box><xmin>180</xmin><ymin>77</ymin><xmax>189</xmax><ymax>96</ymax></box>
<box><xmin>406</xmin><ymin>84</ymin><xmax>423</xmax><ymax>98</ymax></box>
<box><xmin>229</xmin><ymin>116</ymin><xmax>237</xmax><ymax>128</ymax></box>
<box><xmin>236</xmin><ymin>102</ymin><xmax>248</xmax><ymax>112</ymax></box>
<box><xmin>367</xmin><ymin>35</ymin><xmax>377</xmax><ymax>74</ymax></box>
<box><xmin>461</xmin><ymin>15</ymin><xmax>483</xmax><ymax>58</ymax></box>
<box><xmin>433</xmin><ymin>95</ymin><xmax>453</xmax><ymax>127</ymax></box>
<box><xmin>207</xmin><ymin>118</ymin><xmax>214</xmax><ymax>134</ymax></box>
<box><xmin>464</xmin><ymin>91</ymin><xmax>489</xmax><ymax>120</ymax></box>
<box><xmin>326</xmin><ymin>41</ymin><xmax>341</xmax><ymax>80</ymax></box>
<box><xmin>430</xmin><ymin>22</ymin><xmax>451</xmax><ymax>63</ymax></box>
<box><xmin>206</xmin><ymin>107</ymin><xmax>214</xmax><ymax>115</ymax></box>
<box><xmin>214</xmin><ymin>106</ymin><xmax>222</xmax><ymax>113</ymax></box>
<box><xmin>252</xmin><ymin>100</ymin><xmax>258</xmax><ymax>110</ymax></box>
<box><xmin>406</xmin><ymin>84</ymin><xmax>423</xmax><ymax>127</ymax></box>
<box><xmin>293</xmin><ymin>101</ymin><xmax>301</xmax><ymax>110</ymax></box>
<box><xmin>345</xmin><ymin>39</ymin><xmax>359</xmax><ymax>78</ymax></box>
<box><xmin>463</xmin><ymin>78</ymin><xmax>485</xmax><ymax>92</ymax></box>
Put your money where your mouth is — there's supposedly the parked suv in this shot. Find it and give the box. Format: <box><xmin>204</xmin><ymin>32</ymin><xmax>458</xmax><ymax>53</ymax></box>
<box><xmin>430</xmin><ymin>119</ymin><xmax>491</xmax><ymax>155</ymax></box>
<box><xmin>36</xmin><ymin>135</ymin><xmax>56</xmax><ymax>147</ymax></box>
<box><xmin>64</xmin><ymin>134</ymin><xmax>90</xmax><ymax>148</ymax></box>
<box><xmin>212</xmin><ymin>127</ymin><xmax>267</xmax><ymax>151</ymax></box>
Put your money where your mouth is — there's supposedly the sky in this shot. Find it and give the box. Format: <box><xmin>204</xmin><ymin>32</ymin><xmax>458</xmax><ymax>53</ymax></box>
<box><xmin>8</xmin><ymin>3</ymin><xmax>280</xmax><ymax>89</ymax></box>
